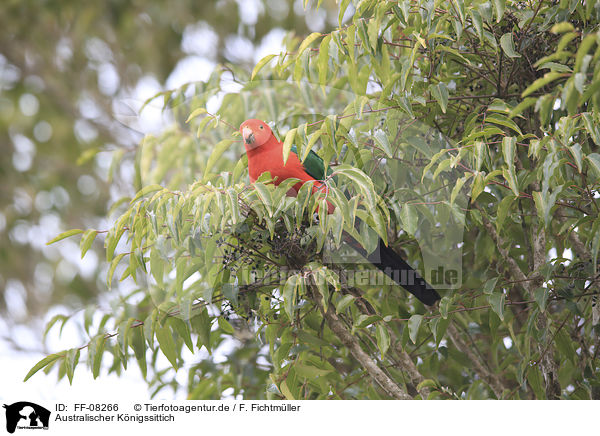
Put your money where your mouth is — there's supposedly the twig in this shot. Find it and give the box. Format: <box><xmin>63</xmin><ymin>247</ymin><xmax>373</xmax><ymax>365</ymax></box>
<box><xmin>307</xmin><ymin>282</ymin><xmax>412</xmax><ymax>399</ymax></box>
<box><xmin>446</xmin><ymin>323</ymin><xmax>506</xmax><ymax>398</ymax></box>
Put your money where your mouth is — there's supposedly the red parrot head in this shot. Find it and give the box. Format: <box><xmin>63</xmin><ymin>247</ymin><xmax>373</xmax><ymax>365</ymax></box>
<box><xmin>240</xmin><ymin>119</ymin><xmax>272</xmax><ymax>149</ymax></box>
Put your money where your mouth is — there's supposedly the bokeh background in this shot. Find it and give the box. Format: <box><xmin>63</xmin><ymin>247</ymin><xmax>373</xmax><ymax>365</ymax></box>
<box><xmin>0</xmin><ymin>0</ymin><xmax>349</xmax><ymax>400</ymax></box>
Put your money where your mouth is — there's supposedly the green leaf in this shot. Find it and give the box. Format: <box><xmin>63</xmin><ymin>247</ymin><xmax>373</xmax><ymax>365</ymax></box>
<box><xmin>293</xmin><ymin>49</ymin><xmax>308</xmax><ymax>83</ymax></box>
<box><xmin>367</xmin><ymin>11</ymin><xmax>379</xmax><ymax>51</ymax></box>
<box><xmin>131</xmin><ymin>184</ymin><xmax>164</xmax><ymax>204</ymax></box>
<box><xmin>46</xmin><ymin>229</ymin><xmax>83</xmax><ymax>245</ymax></box>
<box><xmin>522</xmin><ymin>72</ymin><xmax>564</xmax><ymax>97</ymax></box>
<box><xmin>502</xmin><ymin>167</ymin><xmax>520</xmax><ymax>197</ymax></box>
<box><xmin>107</xmin><ymin>253</ymin><xmax>126</xmax><ymax>289</ymax></box>
<box><xmin>408</xmin><ymin>314</ymin><xmax>423</xmax><ymax>344</ymax></box>
<box><xmin>551</xmin><ymin>22</ymin><xmax>574</xmax><ymax>34</ymax></box>
<box><xmin>302</xmin><ymin>130</ymin><xmax>323</xmax><ymax>164</ymax></box>
<box><xmin>232</xmin><ymin>154</ymin><xmax>248</xmax><ymax>182</ymax></box>
<box><xmin>400</xmin><ymin>203</ymin><xmax>418</xmax><ymax>236</ymax></box>
<box><xmin>373</xmin><ymin>129</ymin><xmax>393</xmax><ymax>158</ymax></box>
<box><xmin>297</xmin><ymin>32</ymin><xmax>322</xmax><ymax>56</ymax></box>
<box><xmin>185</xmin><ymin>107</ymin><xmax>207</xmax><ymax>123</ymax></box>
<box><xmin>118</xmin><ymin>318</ymin><xmax>136</xmax><ymax>354</ymax></box>
<box><xmin>296</xmin><ymin>330</ymin><xmax>331</xmax><ymax>348</ymax></box>
<box><xmin>338</xmin><ymin>0</ymin><xmax>351</xmax><ymax>26</ymax></box>
<box><xmin>283</xmin><ymin>274</ymin><xmax>301</xmax><ymax>318</ymax></box>
<box><xmin>251</xmin><ymin>54</ymin><xmax>276</xmax><ymax>80</ymax></box>
<box><xmin>508</xmin><ymin>97</ymin><xmax>538</xmax><ymax>118</ymax></box>
<box><xmin>533</xmin><ymin>190</ymin><xmax>559</xmax><ymax>228</ymax></box>
<box><xmin>317</xmin><ymin>35</ymin><xmax>331</xmax><ymax>87</ymax></box>
<box><xmin>430</xmin><ymin>317</ymin><xmax>449</xmax><ymax>347</ymax></box>
<box><xmin>567</xmin><ymin>143</ymin><xmax>582</xmax><ymax>173</ymax></box>
<box><xmin>417</xmin><ymin>379</ymin><xmax>438</xmax><ymax>391</ymax></box>
<box><xmin>421</xmin><ymin>149</ymin><xmax>446</xmax><ymax>181</ymax></box>
<box><xmin>129</xmin><ymin>327</ymin><xmax>146</xmax><ymax>378</ymax></box>
<box><xmin>279</xmin><ymin>379</ymin><xmax>296</xmax><ymax>400</ymax></box>
<box><xmin>534</xmin><ymin>287</ymin><xmax>548</xmax><ymax>312</ymax></box>
<box><xmin>375</xmin><ymin>323</ymin><xmax>390</xmax><ymax>358</ymax></box>
<box><xmin>217</xmin><ymin>317</ymin><xmax>235</xmax><ymax>335</ymax></box>
<box><xmin>470</xmin><ymin>172</ymin><xmax>485</xmax><ymax>202</ymax></box>
<box><xmin>592</xmin><ymin>217</ymin><xmax>600</xmax><ymax>274</ymax></box>
<box><xmin>333</xmin><ymin>165</ymin><xmax>377</xmax><ymax>211</ymax></box>
<box><xmin>43</xmin><ymin>314</ymin><xmax>69</xmax><ymax>340</ymax></box>
<box><xmin>312</xmin><ymin>267</ymin><xmax>330</xmax><ymax>312</ymax></box>
<box><xmin>555</xmin><ymin>329</ymin><xmax>576</xmax><ymax>363</ymax></box>
<box><xmin>488</xmin><ymin>292</ymin><xmax>505</xmax><ymax>321</ymax></box>
<box><xmin>65</xmin><ymin>348</ymin><xmax>80</xmax><ymax>385</ymax></box>
<box><xmin>528</xmin><ymin>366</ymin><xmax>545</xmax><ymax>399</ymax></box>
<box><xmin>483</xmin><ymin>277</ymin><xmax>499</xmax><ymax>295</ymax></box>
<box><xmin>106</xmin><ymin>224</ymin><xmax>126</xmax><ymax>262</ymax></box>
<box><xmin>335</xmin><ymin>294</ymin><xmax>355</xmax><ymax>313</ymax></box>
<box><xmin>502</xmin><ymin>136</ymin><xmax>516</xmax><ymax>170</ymax></box>
<box><xmin>83</xmin><ymin>306</ymin><xmax>94</xmax><ymax>334</ymax></box>
<box><xmin>574</xmin><ymin>34</ymin><xmax>596</xmax><ymax>73</ymax></box>
<box><xmin>204</xmin><ymin>139</ymin><xmax>234</xmax><ymax>179</ymax></box>
<box><xmin>501</xmin><ymin>137</ymin><xmax>519</xmax><ymax>197</ymax></box>
<box><xmin>79</xmin><ymin>229</ymin><xmax>97</xmax><ymax>259</ymax></box>
<box><xmin>496</xmin><ymin>195</ymin><xmax>515</xmax><ymax>232</ymax></box>
<box><xmin>89</xmin><ymin>335</ymin><xmax>106</xmax><ymax>379</ymax></box>
<box><xmin>492</xmin><ymin>0</ymin><xmax>505</xmax><ymax>22</ymax></box>
<box><xmin>295</xmin><ymin>362</ymin><xmax>331</xmax><ymax>378</ymax></box>
<box><xmin>354</xmin><ymin>314</ymin><xmax>382</xmax><ymax>329</ymax></box>
<box><xmin>478</xmin><ymin>3</ymin><xmax>492</xmax><ymax>21</ymax></box>
<box><xmin>573</xmin><ymin>73</ymin><xmax>585</xmax><ymax>93</ymax></box>
<box><xmin>430</xmin><ymin>82</ymin><xmax>449</xmax><ymax>113</ymax></box>
<box><xmin>155</xmin><ymin>325</ymin><xmax>178</xmax><ymax>369</ymax></box>
<box><xmin>439</xmin><ymin>297</ymin><xmax>451</xmax><ymax>319</ymax></box>
<box><xmin>469</xmin><ymin>9</ymin><xmax>483</xmax><ymax>38</ymax></box>
<box><xmin>430</xmin><ymin>154</ymin><xmax>451</xmax><ymax>179</ymax></box>
<box><xmin>222</xmin><ymin>282</ymin><xmax>239</xmax><ymax>306</ymax></box>
<box><xmin>450</xmin><ymin>174</ymin><xmax>470</xmax><ymax>206</ymax></box>
<box><xmin>438</xmin><ymin>45</ymin><xmax>471</xmax><ymax>64</ymax></box>
<box><xmin>486</xmin><ymin>116</ymin><xmax>522</xmax><ymax>136</ymax></box>
<box><xmin>282</xmin><ymin>128</ymin><xmax>297</xmax><ymax>165</ymax></box>
<box><xmin>500</xmin><ymin>33</ymin><xmax>521</xmax><ymax>58</ymax></box>
<box><xmin>586</xmin><ymin>153</ymin><xmax>600</xmax><ymax>177</ymax></box>
<box><xmin>191</xmin><ymin>309</ymin><xmax>212</xmax><ymax>352</ymax></box>
<box><xmin>582</xmin><ymin>113</ymin><xmax>600</xmax><ymax>145</ymax></box>
<box><xmin>253</xmin><ymin>182</ymin><xmax>274</xmax><ymax>215</ymax></box>
<box><xmin>24</xmin><ymin>353</ymin><xmax>62</xmax><ymax>381</ymax></box>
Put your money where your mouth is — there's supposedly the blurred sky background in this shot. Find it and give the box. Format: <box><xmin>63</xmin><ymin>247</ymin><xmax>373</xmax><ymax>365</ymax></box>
<box><xmin>0</xmin><ymin>0</ymin><xmax>353</xmax><ymax>401</ymax></box>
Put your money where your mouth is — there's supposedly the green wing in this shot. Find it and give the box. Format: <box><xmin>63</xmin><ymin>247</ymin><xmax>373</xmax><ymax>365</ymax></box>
<box><xmin>290</xmin><ymin>145</ymin><xmax>333</xmax><ymax>181</ymax></box>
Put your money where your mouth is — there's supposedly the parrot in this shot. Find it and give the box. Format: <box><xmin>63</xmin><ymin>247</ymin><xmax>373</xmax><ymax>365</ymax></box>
<box><xmin>239</xmin><ymin>118</ymin><xmax>441</xmax><ymax>306</ymax></box>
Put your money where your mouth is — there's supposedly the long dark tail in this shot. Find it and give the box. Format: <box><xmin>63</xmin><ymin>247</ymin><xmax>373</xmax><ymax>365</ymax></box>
<box><xmin>369</xmin><ymin>239</ymin><xmax>440</xmax><ymax>306</ymax></box>
<box><xmin>348</xmin><ymin>236</ymin><xmax>440</xmax><ymax>306</ymax></box>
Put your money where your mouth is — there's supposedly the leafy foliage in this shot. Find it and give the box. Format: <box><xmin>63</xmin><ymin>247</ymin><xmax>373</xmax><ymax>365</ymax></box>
<box><xmin>0</xmin><ymin>0</ymin><xmax>316</xmax><ymax>325</ymax></box>
<box><xmin>31</xmin><ymin>0</ymin><xmax>600</xmax><ymax>400</ymax></box>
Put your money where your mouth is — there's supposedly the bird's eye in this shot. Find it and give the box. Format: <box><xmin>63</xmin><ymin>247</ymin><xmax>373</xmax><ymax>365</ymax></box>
<box><xmin>259</xmin><ymin>125</ymin><xmax>264</xmax><ymax>129</ymax></box>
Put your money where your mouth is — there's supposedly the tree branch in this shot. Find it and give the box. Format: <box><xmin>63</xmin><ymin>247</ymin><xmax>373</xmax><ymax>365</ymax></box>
<box><xmin>556</xmin><ymin>212</ymin><xmax>589</xmax><ymax>260</ymax></box>
<box><xmin>339</xmin><ymin>274</ymin><xmax>430</xmax><ymax>398</ymax></box>
<box><xmin>531</xmin><ymin>222</ymin><xmax>561</xmax><ymax>399</ymax></box>
<box><xmin>480</xmin><ymin>207</ymin><xmax>561</xmax><ymax>398</ymax></box>
<box><xmin>308</xmin><ymin>283</ymin><xmax>412</xmax><ymax>399</ymax></box>
<box><xmin>446</xmin><ymin>323</ymin><xmax>506</xmax><ymax>398</ymax></box>
<box><xmin>394</xmin><ymin>343</ymin><xmax>430</xmax><ymax>398</ymax></box>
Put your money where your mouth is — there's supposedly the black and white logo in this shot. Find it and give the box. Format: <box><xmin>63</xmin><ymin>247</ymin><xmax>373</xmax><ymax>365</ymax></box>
<box><xmin>3</xmin><ymin>402</ymin><xmax>50</xmax><ymax>433</ymax></box>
